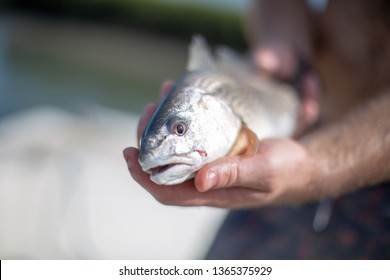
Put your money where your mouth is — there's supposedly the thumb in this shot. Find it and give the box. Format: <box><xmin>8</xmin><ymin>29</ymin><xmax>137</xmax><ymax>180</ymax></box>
<box><xmin>194</xmin><ymin>155</ymin><xmax>270</xmax><ymax>192</ymax></box>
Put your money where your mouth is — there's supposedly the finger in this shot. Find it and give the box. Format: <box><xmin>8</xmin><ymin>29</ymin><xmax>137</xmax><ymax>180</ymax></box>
<box><xmin>160</xmin><ymin>80</ymin><xmax>175</xmax><ymax>100</ymax></box>
<box><xmin>195</xmin><ymin>155</ymin><xmax>269</xmax><ymax>192</ymax></box>
<box><xmin>252</xmin><ymin>44</ymin><xmax>297</xmax><ymax>80</ymax></box>
<box><xmin>137</xmin><ymin>103</ymin><xmax>158</xmax><ymax>145</ymax></box>
<box><xmin>294</xmin><ymin>72</ymin><xmax>321</xmax><ymax>137</ymax></box>
<box><xmin>300</xmin><ymin>72</ymin><xmax>320</xmax><ymax>125</ymax></box>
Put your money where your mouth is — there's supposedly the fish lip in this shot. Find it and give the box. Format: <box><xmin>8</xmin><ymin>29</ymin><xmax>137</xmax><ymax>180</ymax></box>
<box><xmin>149</xmin><ymin>162</ymin><xmax>196</xmax><ymax>185</ymax></box>
<box><xmin>139</xmin><ymin>153</ymin><xmax>195</xmax><ymax>175</ymax></box>
<box><xmin>149</xmin><ymin>163</ymin><xmax>192</xmax><ymax>181</ymax></box>
<box><xmin>147</xmin><ymin>163</ymin><xmax>187</xmax><ymax>176</ymax></box>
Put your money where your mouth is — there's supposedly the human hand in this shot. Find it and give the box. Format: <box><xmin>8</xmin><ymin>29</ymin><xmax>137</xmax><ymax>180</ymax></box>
<box><xmin>253</xmin><ymin>43</ymin><xmax>321</xmax><ymax>136</ymax></box>
<box><xmin>124</xmin><ymin>137</ymin><xmax>319</xmax><ymax>208</ymax></box>
<box><xmin>123</xmin><ymin>82</ymin><xmax>320</xmax><ymax>208</ymax></box>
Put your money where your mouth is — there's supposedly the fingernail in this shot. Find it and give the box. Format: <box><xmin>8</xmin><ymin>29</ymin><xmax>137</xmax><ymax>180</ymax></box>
<box><xmin>204</xmin><ymin>170</ymin><xmax>218</xmax><ymax>191</ymax></box>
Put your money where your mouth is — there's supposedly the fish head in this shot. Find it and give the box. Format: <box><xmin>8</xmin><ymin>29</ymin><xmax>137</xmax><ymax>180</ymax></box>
<box><xmin>139</xmin><ymin>85</ymin><xmax>241</xmax><ymax>185</ymax></box>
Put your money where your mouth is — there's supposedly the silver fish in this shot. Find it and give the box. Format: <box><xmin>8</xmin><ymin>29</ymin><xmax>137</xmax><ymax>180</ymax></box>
<box><xmin>139</xmin><ymin>35</ymin><xmax>299</xmax><ymax>185</ymax></box>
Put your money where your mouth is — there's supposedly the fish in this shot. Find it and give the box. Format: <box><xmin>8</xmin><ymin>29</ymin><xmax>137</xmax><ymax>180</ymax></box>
<box><xmin>138</xmin><ymin>35</ymin><xmax>299</xmax><ymax>185</ymax></box>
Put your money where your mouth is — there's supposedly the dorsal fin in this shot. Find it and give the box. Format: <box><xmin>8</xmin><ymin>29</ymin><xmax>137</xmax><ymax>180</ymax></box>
<box><xmin>215</xmin><ymin>45</ymin><xmax>255</xmax><ymax>78</ymax></box>
<box><xmin>186</xmin><ymin>35</ymin><xmax>216</xmax><ymax>72</ymax></box>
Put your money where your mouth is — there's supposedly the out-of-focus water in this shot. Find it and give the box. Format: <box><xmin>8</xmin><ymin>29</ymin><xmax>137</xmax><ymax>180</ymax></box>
<box><xmin>1</xmin><ymin>14</ymin><xmax>188</xmax><ymax>116</ymax></box>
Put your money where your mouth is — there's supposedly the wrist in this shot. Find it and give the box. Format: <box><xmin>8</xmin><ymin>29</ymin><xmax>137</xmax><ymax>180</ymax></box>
<box><xmin>260</xmin><ymin>139</ymin><xmax>326</xmax><ymax>206</ymax></box>
<box><xmin>289</xmin><ymin>145</ymin><xmax>327</xmax><ymax>205</ymax></box>
<box><xmin>299</xmin><ymin>135</ymin><xmax>345</xmax><ymax>201</ymax></box>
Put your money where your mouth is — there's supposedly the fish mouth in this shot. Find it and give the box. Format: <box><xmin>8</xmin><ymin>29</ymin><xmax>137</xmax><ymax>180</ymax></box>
<box><xmin>139</xmin><ymin>152</ymin><xmax>201</xmax><ymax>185</ymax></box>
<box><xmin>141</xmin><ymin>159</ymin><xmax>196</xmax><ymax>185</ymax></box>
<box><xmin>149</xmin><ymin>163</ymin><xmax>195</xmax><ymax>185</ymax></box>
<box><xmin>146</xmin><ymin>163</ymin><xmax>183</xmax><ymax>176</ymax></box>
<box><xmin>140</xmin><ymin>153</ymin><xmax>193</xmax><ymax>175</ymax></box>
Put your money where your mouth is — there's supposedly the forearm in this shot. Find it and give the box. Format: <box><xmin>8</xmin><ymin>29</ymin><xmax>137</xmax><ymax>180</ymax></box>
<box><xmin>301</xmin><ymin>90</ymin><xmax>390</xmax><ymax>198</ymax></box>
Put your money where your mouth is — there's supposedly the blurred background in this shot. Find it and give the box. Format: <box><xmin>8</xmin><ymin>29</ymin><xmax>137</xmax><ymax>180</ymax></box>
<box><xmin>0</xmin><ymin>0</ymin><xmax>250</xmax><ymax>259</ymax></box>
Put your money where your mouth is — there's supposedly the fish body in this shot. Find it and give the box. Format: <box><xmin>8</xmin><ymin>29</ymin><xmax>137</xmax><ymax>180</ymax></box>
<box><xmin>139</xmin><ymin>36</ymin><xmax>299</xmax><ymax>185</ymax></box>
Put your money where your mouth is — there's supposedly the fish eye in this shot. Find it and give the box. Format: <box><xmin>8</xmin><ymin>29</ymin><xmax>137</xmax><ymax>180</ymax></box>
<box><xmin>172</xmin><ymin>121</ymin><xmax>187</xmax><ymax>136</ymax></box>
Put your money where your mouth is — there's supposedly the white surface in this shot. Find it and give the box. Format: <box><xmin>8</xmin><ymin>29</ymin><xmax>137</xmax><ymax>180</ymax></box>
<box><xmin>0</xmin><ymin>106</ymin><xmax>227</xmax><ymax>259</ymax></box>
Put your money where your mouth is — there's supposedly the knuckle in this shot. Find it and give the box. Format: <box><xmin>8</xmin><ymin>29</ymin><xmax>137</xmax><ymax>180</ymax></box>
<box><xmin>252</xmin><ymin>158</ymin><xmax>278</xmax><ymax>191</ymax></box>
<box><xmin>218</xmin><ymin>162</ymin><xmax>240</xmax><ymax>187</ymax></box>
<box><xmin>227</xmin><ymin>162</ymin><xmax>240</xmax><ymax>186</ymax></box>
